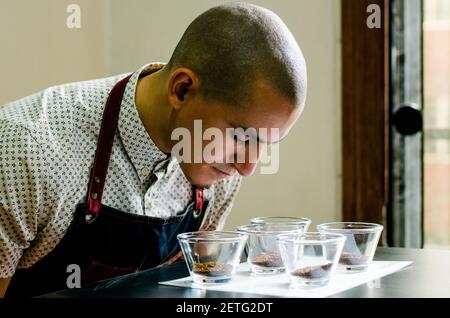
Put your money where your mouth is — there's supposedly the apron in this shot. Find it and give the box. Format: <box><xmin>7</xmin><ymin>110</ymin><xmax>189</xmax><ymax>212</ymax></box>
<box><xmin>5</xmin><ymin>75</ymin><xmax>208</xmax><ymax>298</ymax></box>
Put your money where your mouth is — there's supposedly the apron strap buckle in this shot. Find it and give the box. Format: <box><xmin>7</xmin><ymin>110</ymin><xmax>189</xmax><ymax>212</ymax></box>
<box><xmin>193</xmin><ymin>188</ymin><xmax>204</xmax><ymax>219</ymax></box>
<box><xmin>85</xmin><ymin>212</ymin><xmax>97</xmax><ymax>224</ymax></box>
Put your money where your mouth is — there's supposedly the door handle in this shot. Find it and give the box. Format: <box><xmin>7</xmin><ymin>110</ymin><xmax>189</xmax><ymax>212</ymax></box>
<box><xmin>392</xmin><ymin>103</ymin><xmax>423</xmax><ymax>135</ymax></box>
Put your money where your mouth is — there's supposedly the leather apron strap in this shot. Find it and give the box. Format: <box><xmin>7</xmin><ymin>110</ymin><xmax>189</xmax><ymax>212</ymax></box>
<box><xmin>85</xmin><ymin>74</ymin><xmax>132</xmax><ymax>222</ymax></box>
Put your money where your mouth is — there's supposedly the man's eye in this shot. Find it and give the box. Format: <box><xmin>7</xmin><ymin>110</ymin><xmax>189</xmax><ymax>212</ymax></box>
<box><xmin>233</xmin><ymin>133</ymin><xmax>250</xmax><ymax>143</ymax></box>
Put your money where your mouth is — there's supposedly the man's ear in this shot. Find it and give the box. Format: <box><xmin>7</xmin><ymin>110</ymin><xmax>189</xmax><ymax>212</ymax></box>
<box><xmin>167</xmin><ymin>68</ymin><xmax>197</xmax><ymax>110</ymax></box>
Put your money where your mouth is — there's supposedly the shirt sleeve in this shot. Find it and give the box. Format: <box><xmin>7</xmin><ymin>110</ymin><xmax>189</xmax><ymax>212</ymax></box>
<box><xmin>201</xmin><ymin>174</ymin><xmax>242</xmax><ymax>231</ymax></box>
<box><xmin>0</xmin><ymin>121</ymin><xmax>55</xmax><ymax>278</ymax></box>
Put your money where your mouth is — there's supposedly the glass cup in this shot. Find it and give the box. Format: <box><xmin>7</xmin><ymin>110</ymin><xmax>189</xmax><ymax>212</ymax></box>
<box><xmin>250</xmin><ymin>216</ymin><xmax>311</xmax><ymax>231</ymax></box>
<box><xmin>277</xmin><ymin>232</ymin><xmax>346</xmax><ymax>287</ymax></box>
<box><xmin>236</xmin><ymin>223</ymin><xmax>306</xmax><ymax>274</ymax></box>
<box><xmin>177</xmin><ymin>231</ymin><xmax>248</xmax><ymax>284</ymax></box>
<box><xmin>317</xmin><ymin>222</ymin><xmax>383</xmax><ymax>271</ymax></box>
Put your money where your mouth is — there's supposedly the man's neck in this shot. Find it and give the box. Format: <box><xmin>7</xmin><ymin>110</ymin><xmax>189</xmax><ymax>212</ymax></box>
<box><xmin>135</xmin><ymin>68</ymin><xmax>172</xmax><ymax>154</ymax></box>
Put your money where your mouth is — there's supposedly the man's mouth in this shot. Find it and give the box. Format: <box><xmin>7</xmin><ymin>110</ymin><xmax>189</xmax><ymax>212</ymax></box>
<box><xmin>211</xmin><ymin>166</ymin><xmax>234</xmax><ymax>178</ymax></box>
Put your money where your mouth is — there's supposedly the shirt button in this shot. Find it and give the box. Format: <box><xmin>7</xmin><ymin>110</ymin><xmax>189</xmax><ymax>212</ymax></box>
<box><xmin>147</xmin><ymin>200</ymin><xmax>156</xmax><ymax>209</ymax></box>
<box><xmin>140</xmin><ymin>166</ymin><xmax>150</xmax><ymax>177</ymax></box>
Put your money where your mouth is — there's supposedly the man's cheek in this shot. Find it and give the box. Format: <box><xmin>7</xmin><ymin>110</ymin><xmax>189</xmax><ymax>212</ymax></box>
<box><xmin>202</xmin><ymin>133</ymin><xmax>230</xmax><ymax>164</ymax></box>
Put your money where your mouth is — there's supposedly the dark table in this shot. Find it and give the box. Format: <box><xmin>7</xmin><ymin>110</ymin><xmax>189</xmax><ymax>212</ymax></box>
<box><xmin>38</xmin><ymin>247</ymin><xmax>450</xmax><ymax>298</ymax></box>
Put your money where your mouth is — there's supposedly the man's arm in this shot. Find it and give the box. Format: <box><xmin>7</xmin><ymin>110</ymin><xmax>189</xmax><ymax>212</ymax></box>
<box><xmin>0</xmin><ymin>121</ymin><xmax>49</xmax><ymax>292</ymax></box>
<box><xmin>0</xmin><ymin>277</ymin><xmax>11</xmax><ymax>298</ymax></box>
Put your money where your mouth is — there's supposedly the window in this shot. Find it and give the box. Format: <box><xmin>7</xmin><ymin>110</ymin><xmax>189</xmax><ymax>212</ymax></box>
<box><xmin>423</xmin><ymin>0</ymin><xmax>450</xmax><ymax>249</ymax></box>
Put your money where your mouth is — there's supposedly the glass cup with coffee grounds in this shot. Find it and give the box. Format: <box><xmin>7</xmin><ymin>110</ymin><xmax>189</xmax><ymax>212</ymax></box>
<box><xmin>277</xmin><ymin>232</ymin><xmax>346</xmax><ymax>287</ymax></box>
<box><xmin>250</xmin><ymin>216</ymin><xmax>311</xmax><ymax>230</ymax></box>
<box><xmin>236</xmin><ymin>223</ymin><xmax>306</xmax><ymax>274</ymax></box>
<box><xmin>177</xmin><ymin>231</ymin><xmax>248</xmax><ymax>284</ymax></box>
<box><xmin>316</xmin><ymin>222</ymin><xmax>383</xmax><ymax>272</ymax></box>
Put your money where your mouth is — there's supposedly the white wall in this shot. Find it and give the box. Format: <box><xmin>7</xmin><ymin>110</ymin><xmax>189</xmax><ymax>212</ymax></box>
<box><xmin>0</xmin><ymin>0</ymin><xmax>109</xmax><ymax>105</ymax></box>
<box><xmin>1</xmin><ymin>0</ymin><xmax>342</xmax><ymax>230</ymax></box>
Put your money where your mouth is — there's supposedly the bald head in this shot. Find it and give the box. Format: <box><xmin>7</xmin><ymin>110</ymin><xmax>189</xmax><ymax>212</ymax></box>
<box><xmin>167</xmin><ymin>2</ymin><xmax>307</xmax><ymax>108</ymax></box>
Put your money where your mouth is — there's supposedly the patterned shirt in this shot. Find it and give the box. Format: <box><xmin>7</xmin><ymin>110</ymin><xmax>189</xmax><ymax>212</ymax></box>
<box><xmin>0</xmin><ymin>63</ymin><xmax>242</xmax><ymax>278</ymax></box>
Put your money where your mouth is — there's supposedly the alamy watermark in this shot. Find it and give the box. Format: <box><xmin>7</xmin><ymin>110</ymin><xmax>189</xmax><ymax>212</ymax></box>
<box><xmin>366</xmin><ymin>4</ymin><xmax>382</xmax><ymax>29</ymax></box>
<box><xmin>367</xmin><ymin>278</ymin><xmax>381</xmax><ymax>289</ymax></box>
<box><xmin>66</xmin><ymin>4</ymin><xmax>81</xmax><ymax>29</ymax></box>
<box><xmin>66</xmin><ymin>264</ymin><xmax>81</xmax><ymax>289</ymax></box>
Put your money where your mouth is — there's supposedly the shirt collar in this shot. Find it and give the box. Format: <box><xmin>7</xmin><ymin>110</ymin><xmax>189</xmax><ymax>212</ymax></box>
<box><xmin>118</xmin><ymin>63</ymin><xmax>170</xmax><ymax>182</ymax></box>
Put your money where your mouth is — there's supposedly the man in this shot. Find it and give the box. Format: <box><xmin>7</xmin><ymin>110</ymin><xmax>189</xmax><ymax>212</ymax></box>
<box><xmin>0</xmin><ymin>2</ymin><xmax>307</xmax><ymax>297</ymax></box>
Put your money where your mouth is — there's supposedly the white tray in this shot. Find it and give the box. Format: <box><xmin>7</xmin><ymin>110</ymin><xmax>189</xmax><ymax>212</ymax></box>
<box><xmin>159</xmin><ymin>261</ymin><xmax>412</xmax><ymax>298</ymax></box>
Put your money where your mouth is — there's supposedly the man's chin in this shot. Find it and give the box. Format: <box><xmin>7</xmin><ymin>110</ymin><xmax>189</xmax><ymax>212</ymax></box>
<box><xmin>184</xmin><ymin>174</ymin><xmax>216</xmax><ymax>188</ymax></box>
<box><xmin>179</xmin><ymin>163</ymin><xmax>221</xmax><ymax>187</ymax></box>
<box><xmin>194</xmin><ymin>182</ymin><xmax>214</xmax><ymax>188</ymax></box>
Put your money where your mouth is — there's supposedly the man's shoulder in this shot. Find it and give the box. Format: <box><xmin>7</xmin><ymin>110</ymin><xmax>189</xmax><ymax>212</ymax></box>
<box><xmin>49</xmin><ymin>73</ymin><xmax>128</xmax><ymax>101</ymax></box>
<box><xmin>0</xmin><ymin>73</ymin><xmax>128</xmax><ymax>123</ymax></box>
<box><xmin>0</xmin><ymin>73</ymin><xmax>129</xmax><ymax>144</ymax></box>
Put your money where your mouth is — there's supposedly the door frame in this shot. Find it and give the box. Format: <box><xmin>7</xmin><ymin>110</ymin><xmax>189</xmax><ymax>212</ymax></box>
<box><xmin>341</xmin><ymin>0</ymin><xmax>390</xmax><ymax>234</ymax></box>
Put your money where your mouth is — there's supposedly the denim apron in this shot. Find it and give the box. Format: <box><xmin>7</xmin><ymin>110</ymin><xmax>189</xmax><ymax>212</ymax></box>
<box><xmin>5</xmin><ymin>75</ymin><xmax>208</xmax><ymax>297</ymax></box>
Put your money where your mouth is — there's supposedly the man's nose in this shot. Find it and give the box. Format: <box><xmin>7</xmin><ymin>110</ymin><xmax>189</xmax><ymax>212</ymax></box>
<box><xmin>232</xmin><ymin>142</ymin><xmax>262</xmax><ymax>177</ymax></box>
<box><xmin>234</xmin><ymin>161</ymin><xmax>258</xmax><ymax>177</ymax></box>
